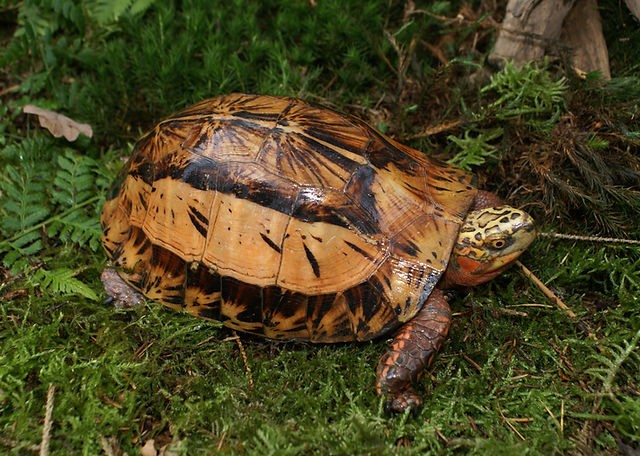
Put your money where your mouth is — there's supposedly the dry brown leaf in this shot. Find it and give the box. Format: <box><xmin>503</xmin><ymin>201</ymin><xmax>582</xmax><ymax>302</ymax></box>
<box><xmin>23</xmin><ymin>104</ymin><xmax>93</xmax><ymax>141</ymax></box>
<box><xmin>625</xmin><ymin>0</ymin><xmax>640</xmax><ymax>21</ymax></box>
<box><xmin>140</xmin><ymin>439</ymin><xmax>157</xmax><ymax>456</ymax></box>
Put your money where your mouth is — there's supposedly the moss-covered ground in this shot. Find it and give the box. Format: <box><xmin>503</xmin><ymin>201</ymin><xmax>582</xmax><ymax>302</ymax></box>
<box><xmin>1</xmin><ymin>1</ymin><xmax>639</xmax><ymax>454</ymax></box>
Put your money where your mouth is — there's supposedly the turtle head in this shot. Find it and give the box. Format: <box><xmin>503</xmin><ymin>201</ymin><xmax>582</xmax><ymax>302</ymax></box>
<box><xmin>444</xmin><ymin>206</ymin><xmax>536</xmax><ymax>287</ymax></box>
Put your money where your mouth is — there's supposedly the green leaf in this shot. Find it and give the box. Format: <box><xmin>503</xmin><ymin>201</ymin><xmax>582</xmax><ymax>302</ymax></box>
<box><xmin>31</xmin><ymin>268</ymin><xmax>99</xmax><ymax>301</ymax></box>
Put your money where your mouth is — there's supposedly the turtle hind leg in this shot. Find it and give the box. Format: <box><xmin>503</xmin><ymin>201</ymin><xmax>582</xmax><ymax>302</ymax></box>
<box><xmin>101</xmin><ymin>268</ymin><xmax>145</xmax><ymax>308</ymax></box>
<box><xmin>376</xmin><ymin>288</ymin><xmax>451</xmax><ymax>414</ymax></box>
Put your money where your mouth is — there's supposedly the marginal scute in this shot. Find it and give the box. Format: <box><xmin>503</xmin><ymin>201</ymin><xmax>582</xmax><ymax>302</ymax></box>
<box><xmin>101</xmin><ymin>93</ymin><xmax>479</xmax><ymax>342</ymax></box>
<box><xmin>184</xmin><ymin>262</ymin><xmax>221</xmax><ymax>312</ymax></box>
<box><xmin>261</xmin><ymin>288</ymin><xmax>310</xmax><ymax>339</ymax></box>
<box><xmin>142</xmin><ymin>245</ymin><xmax>186</xmax><ymax>307</ymax></box>
<box><xmin>369</xmin><ymin>255</ymin><xmax>442</xmax><ymax>323</ymax></box>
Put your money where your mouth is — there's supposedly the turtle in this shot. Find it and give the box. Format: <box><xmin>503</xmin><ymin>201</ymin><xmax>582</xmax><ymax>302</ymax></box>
<box><xmin>101</xmin><ymin>93</ymin><xmax>536</xmax><ymax>413</ymax></box>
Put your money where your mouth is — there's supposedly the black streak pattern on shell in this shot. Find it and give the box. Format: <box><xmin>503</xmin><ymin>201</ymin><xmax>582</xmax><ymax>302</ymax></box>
<box><xmin>145</xmin><ymin>154</ymin><xmax>383</xmax><ymax>236</ymax></box>
<box><xmin>304</xmin><ymin>125</ymin><xmax>369</xmax><ymax>156</ymax></box>
<box><xmin>294</xmin><ymin>131</ymin><xmax>363</xmax><ymax>173</ymax></box>
<box><xmin>187</xmin><ymin>205</ymin><xmax>209</xmax><ymax>238</ymax></box>
<box><xmin>221</xmin><ymin>276</ymin><xmax>263</xmax><ymax>325</ymax></box>
<box><xmin>364</xmin><ymin>129</ymin><xmax>419</xmax><ymax>173</ymax></box>
<box><xmin>260</xmin><ymin>232</ymin><xmax>282</xmax><ymax>253</ymax></box>
<box><xmin>303</xmin><ymin>243</ymin><xmax>321</xmax><ymax>278</ymax></box>
<box><xmin>344</xmin><ymin>240</ymin><xmax>375</xmax><ymax>260</ymax></box>
<box><xmin>344</xmin><ymin>165</ymin><xmax>379</xmax><ymax>222</ymax></box>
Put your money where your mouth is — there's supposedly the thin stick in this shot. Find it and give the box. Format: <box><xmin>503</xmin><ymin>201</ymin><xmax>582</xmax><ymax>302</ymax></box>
<box><xmin>541</xmin><ymin>401</ymin><xmax>562</xmax><ymax>434</ymax></box>
<box><xmin>539</xmin><ymin>232</ymin><xmax>640</xmax><ymax>245</ymax></box>
<box><xmin>229</xmin><ymin>332</ymin><xmax>254</xmax><ymax>390</ymax></box>
<box><xmin>517</xmin><ymin>261</ymin><xmax>576</xmax><ymax>318</ymax></box>
<box><xmin>39</xmin><ymin>385</ymin><xmax>55</xmax><ymax>456</ymax></box>
<box><xmin>497</xmin><ymin>403</ymin><xmax>526</xmax><ymax>441</ymax></box>
<box><xmin>406</xmin><ymin>120</ymin><xmax>462</xmax><ymax>139</ymax></box>
<box><xmin>461</xmin><ymin>353</ymin><xmax>482</xmax><ymax>372</ymax></box>
<box><xmin>0</xmin><ymin>84</ymin><xmax>20</xmax><ymax>97</ymax></box>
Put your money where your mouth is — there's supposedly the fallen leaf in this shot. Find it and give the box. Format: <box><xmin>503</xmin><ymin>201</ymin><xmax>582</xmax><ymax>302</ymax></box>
<box><xmin>23</xmin><ymin>104</ymin><xmax>93</xmax><ymax>141</ymax></box>
<box><xmin>140</xmin><ymin>439</ymin><xmax>157</xmax><ymax>456</ymax></box>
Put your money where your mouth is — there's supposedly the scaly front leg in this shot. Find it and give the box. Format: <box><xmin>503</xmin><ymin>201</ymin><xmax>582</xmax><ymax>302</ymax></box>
<box><xmin>376</xmin><ymin>288</ymin><xmax>451</xmax><ymax>414</ymax></box>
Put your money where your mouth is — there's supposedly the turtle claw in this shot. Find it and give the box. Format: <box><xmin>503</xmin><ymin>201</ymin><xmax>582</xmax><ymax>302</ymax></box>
<box><xmin>384</xmin><ymin>388</ymin><xmax>423</xmax><ymax>415</ymax></box>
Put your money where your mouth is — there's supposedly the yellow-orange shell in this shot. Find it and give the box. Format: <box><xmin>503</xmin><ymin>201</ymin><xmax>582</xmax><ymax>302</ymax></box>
<box><xmin>101</xmin><ymin>93</ymin><xmax>477</xmax><ymax>342</ymax></box>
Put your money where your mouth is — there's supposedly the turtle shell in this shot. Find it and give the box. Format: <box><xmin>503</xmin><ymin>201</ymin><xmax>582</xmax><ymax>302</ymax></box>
<box><xmin>101</xmin><ymin>93</ymin><xmax>477</xmax><ymax>342</ymax></box>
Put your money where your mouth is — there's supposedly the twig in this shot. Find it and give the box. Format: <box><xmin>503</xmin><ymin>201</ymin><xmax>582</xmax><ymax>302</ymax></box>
<box><xmin>497</xmin><ymin>403</ymin><xmax>526</xmax><ymax>441</ymax></box>
<box><xmin>434</xmin><ymin>428</ymin><xmax>449</xmax><ymax>443</ymax></box>
<box><xmin>39</xmin><ymin>384</ymin><xmax>55</xmax><ymax>456</ymax></box>
<box><xmin>541</xmin><ymin>400</ymin><xmax>563</xmax><ymax>434</ymax></box>
<box><xmin>539</xmin><ymin>232</ymin><xmax>640</xmax><ymax>245</ymax></box>
<box><xmin>226</xmin><ymin>332</ymin><xmax>254</xmax><ymax>390</ymax></box>
<box><xmin>0</xmin><ymin>84</ymin><xmax>20</xmax><ymax>97</ymax></box>
<box><xmin>461</xmin><ymin>353</ymin><xmax>482</xmax><ymax>371</ymax></box>
<box><xmin>216</xmin><ymin>431</ymin><xmax>227</xmax><ymax>452</ymax></box>
<box><xmin>467</xmin><ymin>415</ymin><xmax>479</xmax><ymax>433</ymax></box>
<box><xmin>516</xmin><ymin>261</ymin><xmax>576</xmax><ymax>318</ymax></box>
<box><xmin>406</xmin><ymin>120</ymin><xmax>462</xmax><ymax>139</ymax></box>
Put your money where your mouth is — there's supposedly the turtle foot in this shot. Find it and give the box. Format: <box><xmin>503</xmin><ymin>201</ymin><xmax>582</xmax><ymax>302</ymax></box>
<box><xmin>383</xmin><ymin>388</ymin><xmax>423</xmax><ymax>415</ymax></box>
<box><xmin>101</xmin><ymin>268</ymin><xmax>145</xmax><ymax>308</ymax></box>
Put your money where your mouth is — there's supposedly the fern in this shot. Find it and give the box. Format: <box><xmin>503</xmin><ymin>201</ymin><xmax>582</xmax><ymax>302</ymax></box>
<box><xmin>47</xmin><ymin>149</ymin><xmax>104</xmax><ymax>251</ymax></box>
<box><xmin>480</xmin><ymin>61</ymin><xmax>568</xmax><ymax>132</ymax></box>
<box><xmin>52</xmin><ymin>150</ymin><xmax>98</xmax><ymax>206</ymax></box>
<box><xmin>0</xmin><ymin>159</ymin><xmax>51</xmax><ymax>271</ymax></box>
<box><xmin>30</xmin><ymin>267</ymin><xmax>99</xmax><ymax>301</ymax></box>
<box><xmin>0</xmin><ymin>164</ymin><xmax>51</xmax><ymax>234</ymax></box>
<box><xmin>582</xmin><ymin>329</ymin><xmax>640</xmax><ymax>444</ymax></box>
<box><xmin>84</xmin><ymin>0</ymin><xmax>157</xmax><ymax>26</ymax></box>
<box><xmin>585</xmin><ymin>330</ymin><xmax>640</xmax><ymax>400</ymax></box>
<box><xmin>446</xmin><ymin>128</ymin><xmax>502</xmax><ymax>170</ymax></box>
<box><xmin>0</xmin><ymin>145</ymin><xmax>106</xmax><ymax>273</ymax></box>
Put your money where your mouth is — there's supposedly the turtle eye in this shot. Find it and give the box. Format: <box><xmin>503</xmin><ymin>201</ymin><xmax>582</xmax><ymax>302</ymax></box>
<box><xmin>490</xmin><ymin>238</ymin><xmax>507</xmax><ymax>250</ymax></box>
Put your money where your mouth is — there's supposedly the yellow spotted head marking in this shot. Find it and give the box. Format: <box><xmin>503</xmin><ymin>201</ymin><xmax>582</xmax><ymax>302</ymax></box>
<box><xmin>446</xmin><ymin>206</ymin><xmax>536</xmax><ymax>286</ymax></box>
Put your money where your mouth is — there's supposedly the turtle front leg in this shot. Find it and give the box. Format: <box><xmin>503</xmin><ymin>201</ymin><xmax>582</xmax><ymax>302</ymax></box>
<box><xmin>376</xmin><ymin>288</ymin><xmax>451</xmax><ymax>414</ymax></box>
<box><xmin>101</xmin><ymin>268</ymin><xmax>145</xmax><ymax>308</ymax></box>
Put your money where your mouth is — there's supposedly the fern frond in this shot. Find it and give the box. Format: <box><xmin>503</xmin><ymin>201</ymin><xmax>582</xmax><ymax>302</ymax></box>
<box><xmin>481</xmin><ymin>60</ymin><xmax>568</xmax><ymax>132</ymax></box>
<box><xmin>0</xmin><ymin>164</ymin><xmax>51</xmax><ymax>234</ymax></box>
<box><xmin>586</xmin><ymin>329</ymin><xmax>640</xmax><ymax>399</ymax></box>
<box><xmin>84</xmin><ymin>0</ymin><xmax>156</xmax><ymax>25</ymax></box>
<box><xmin>30</xmin><ymin>268</ymin><xmax>99</xmax><ymax>301</ymax></box>
<box><xmin>446</xmin><ymin>128</ymin><xmax>502</xmax><ymax>170</ymax></box>
<box><xmin>0</xmin><ymin>146</ymin><xmax>105</xmax><ymax>271</ymax></box>
<box><xmin>51</xmin><ymin>150</ymin><xmax>98</xmax><ymax>207</ymax></box>
<box><xmin>48</xmin><ymin>208</ymin><xmax>103</xmax><ymax>252</ymax></box>
<box><xmin>0</xmin><ymin>161</ymin><xmax>51</xmax><ymax>270</ymax></box>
